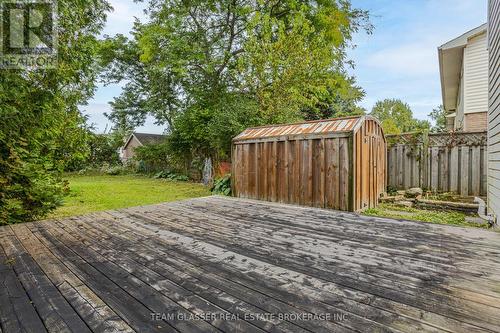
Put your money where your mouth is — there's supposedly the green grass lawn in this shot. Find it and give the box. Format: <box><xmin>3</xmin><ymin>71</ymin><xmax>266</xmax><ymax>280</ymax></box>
<box><xmin>363</xmin><ymin>203</ymin><xmax>487</xmax><ymax>229</ymax></box>
<box><xmin>48</xmin><ymin>174</ymin><xmax>210</xmax><ymax>219</ymax></box>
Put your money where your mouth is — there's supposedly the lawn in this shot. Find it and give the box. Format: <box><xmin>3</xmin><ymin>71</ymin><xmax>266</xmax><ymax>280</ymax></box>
<box><xmin>48</xmin><ymin>174</ymin><xmax>210</xmax><ymax>219</ymax></box>
<box><xmin>363</xmin><ymin>203</ymin><xmax>488</xmax><ymax>229</ymax></box>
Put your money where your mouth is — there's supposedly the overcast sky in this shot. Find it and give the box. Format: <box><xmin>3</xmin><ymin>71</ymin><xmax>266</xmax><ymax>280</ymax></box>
<box><xmin>83</xmin><ymin>0</ymin><xmax>489</xmax><ymax>134</ymax></box>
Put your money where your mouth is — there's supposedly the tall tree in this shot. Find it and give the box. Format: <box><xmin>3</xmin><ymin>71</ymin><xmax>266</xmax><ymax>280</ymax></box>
<box><xmin>428</xmin><ymin>105</ymin><xmax>447</xmax><ymax>133</ymax></box>
<box><xmin>241</xmin><ymin>2</ymin><xmax>370</xmax><ymax>123</ymax></box>
<box><xmin>370</xmin><ymin>99</ymin><xmax>430</xmax><ymax>135</ymax></box>
<box><xmin>0</xmin><ymin>0</ymin><xmax>111</xmax><ymax>223</ymax></box>
<box><xmin>101</xmin><ymin>0</ymin><xmax>371</xmax><ymax>162</ymax></box>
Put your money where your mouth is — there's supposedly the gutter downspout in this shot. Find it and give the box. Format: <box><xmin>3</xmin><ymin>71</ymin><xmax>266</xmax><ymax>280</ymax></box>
<box><xmin>474</xmin><ymin>197</ymin><xmax>497</xmax><ymax>227</ymax></box>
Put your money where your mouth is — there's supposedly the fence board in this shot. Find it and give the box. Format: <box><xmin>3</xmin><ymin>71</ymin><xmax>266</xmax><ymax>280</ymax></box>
<box><xmin>386</xmin><ymin>132</ymin><xmax>487</xmax><ymax>196</ymax></box>
<box><xmin>325</xmin><ymin>139</ymin><xmax>340</xmax><ymax>209</ymax></box>
<box><xmin>389</xmin><ymin>146</ymin><xmax>396</xmax><ymax>187</ymax></box>
<box><xmin>404</xmin><ymin>148</ymin><xmax>411</xmax><ymax>188</ymax></box>
<box><xmin>441</xmin><ymin>147</ymin><xmax>449</xmax><ymax>192</ymax></box>
<box><xmin>293</xmin><ymin>140</ymin><xmax>301</xmax><ymax>203</ymax></box>
<box><xmin>270</xmin><ymin>141</ymin><xmax>277</xmax><ymax>202</ymax></box>
<box><xmin>460</xmin><ymin>146</ymin><xmax>469</xmax><ymax>197</ymax></box>
<box><xmin>339</xmin><ymin>139</ymin><xmax>349</xmax><ymax>210</ymax></box>
<box><xmin>299</xmin><ymin>140</ymin><xmax>309</xmax><ymax>205</ymax></box>
<box><xmin>471</xmin><ymin>146</ymin><xmax>481</xmax><ymax>196</ymax></box>
<box><xmin>397</xmin><ymin>145</ymin><xmax>403</xmax><ymax>188</ymax></box>
<box><xmin>412</xmin><ymin>151</ymin><xmax>420</xmax><ymax>188</ymax></box>
<box><xmin>431</xmin><ymin>147</ymin><xmax>439</xmax><ymax>191</ymax></box>
<box><xmin>450</xmin><ymin>147</ymin><xmax>459</xmax><ymax>193</ymax></box>
<box><xmin>284</xmin><ymin>140</ymin><xmax>290</xmax><ymax>203</ymax></box>
<box><xmin>482</xmin><ymin>147</ymin><xmax>488</xmax><ymax>195</ymax></box>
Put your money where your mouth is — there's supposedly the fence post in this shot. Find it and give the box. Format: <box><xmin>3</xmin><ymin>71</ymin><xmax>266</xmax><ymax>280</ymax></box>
<box><xmin>420</xmin><ymin>132</ymin><xmax>429</xmax><ymax>190</ymax></box>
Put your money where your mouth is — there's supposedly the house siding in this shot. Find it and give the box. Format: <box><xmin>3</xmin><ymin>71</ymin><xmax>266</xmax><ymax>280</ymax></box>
<box><xmin>122</xmin><ymin>136</ymin><xmax>142</xmax><ymax>160</ymax></box>
<box><xmin>464</xmin><ymin>32</ymin><xmax>489</xmax><ymax>115</ymax></box>
<box><xmin>455</xmin><ymin>67</ymin><xmax>465</xmax><ymax>130</ymax></box>
<box><xmin>489</xmin><ymin>0</ymin><xmax>500</xmax><ymax>220</ymax></box>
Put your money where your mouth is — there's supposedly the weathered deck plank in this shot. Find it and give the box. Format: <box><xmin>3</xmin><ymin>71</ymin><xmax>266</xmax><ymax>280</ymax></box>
<box><xmin>11</xmin><ymin>224</ymin><xmax>134</xmax><ymax>333</ymax></box>
<box><xmin>0</xmin><ymin>242</ymin><xmax>47</xmax><ymax>333</ymax></box>
<box><xmin>79</xmin><ymin>211</ymin><xmax>455</xmax><ymax>333</ymax></box>
<box><xmin>1</xmin><ymin>196</ymin><xmax>500</xmax><ymax>333</ymax></box>
<box><xmin>116</xmin><ymin>202</ymin><xmax>500</xmax><ymax>332</ymax></box>
<box><xmin>55</xmin><ymin>215</ymin><xmax>332</xmax><ymax>333</ymax></box>
<box><xmin>0</xmin><ymin>228</ymin><xmax>92</xmax><ymax>333</ymax></box>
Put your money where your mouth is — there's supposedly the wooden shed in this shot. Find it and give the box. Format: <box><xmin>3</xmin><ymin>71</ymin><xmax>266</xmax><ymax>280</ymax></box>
<box><xmin>232</xmin><ymin>116</ymin><xmax>386</xmax><ymax>211</ymax></box>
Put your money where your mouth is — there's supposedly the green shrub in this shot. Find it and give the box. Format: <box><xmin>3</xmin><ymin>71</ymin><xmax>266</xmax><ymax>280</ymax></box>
<box><xmin>0</xmin><ymin>0</ymin><xmax>111</xmax><ymax>223</ymax></box>
<box><xmin>211</xmin><ymin>175</ymin><xmax>231</xmax><ymax>196</ymax></box>
<box><xmin>154</xmin><ymin>171</ymin><xmax>189</xmax><ymax>182</ymax></box>
<box><xmin>386</xmin><ymin>185</ymin><xmax>398</xmax><ymax>196</ymax></box>
<box><xmin>104</xmin><ymin>166</ymin><xmax>124</xmax><ymax>176</ymax></box>
<box><xmin>135</xmin><ymin>143</ymin><xmax>171</xmax><ymax>173</ymax></box>
<box><xmin>97</xmin><ymin>163</ymin><xmax>134</xmax><ymax>176</ymax></box>
<box><xmin>86</xmin><ymin>133</ymin><xmax>121</xmax><ymax>168</ymax></box>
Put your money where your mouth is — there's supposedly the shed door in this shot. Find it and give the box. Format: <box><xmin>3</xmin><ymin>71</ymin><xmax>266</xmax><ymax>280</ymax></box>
<box><xmin>360</xmin><ymin>134</ymin><xmax>378</xmax><ymax>210</ymax></box>
<box><xmin>370</xmin><ymin>136</ymin><xmax>379</xmax><ymax>209</ymax></box>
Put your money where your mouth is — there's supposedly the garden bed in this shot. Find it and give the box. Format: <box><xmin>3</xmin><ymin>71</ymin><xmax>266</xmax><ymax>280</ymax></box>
<box><xmin>363</xmin><ymin>203</ymin><xmax>488</xmax><ymax>228</ymax></box>
<box><xmin>373</xmin><ymin>188</ymin><xmax>491</xmax><ymax>228</ymax></box>
<box><xmin>382</xmin><ymin>189</ymin><xmax>483</xmax><ymax>214</ymax></box>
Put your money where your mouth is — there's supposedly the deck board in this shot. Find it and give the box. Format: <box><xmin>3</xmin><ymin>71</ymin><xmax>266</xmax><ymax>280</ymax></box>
<box><xmin>1</xmin><ymin>196</ymin><xmax>500</xmax><ymax>332</ymax></box>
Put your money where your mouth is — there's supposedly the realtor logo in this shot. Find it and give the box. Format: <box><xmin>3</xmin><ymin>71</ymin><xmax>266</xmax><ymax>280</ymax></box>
<box><xmin>0</xmin><ymin>0</ymin><xmax>57</xmax><ymax>69</ymax></box>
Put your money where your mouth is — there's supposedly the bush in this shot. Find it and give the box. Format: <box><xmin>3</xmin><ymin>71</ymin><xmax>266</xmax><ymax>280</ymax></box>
<box><xmin>0</xmin><ymin>160</ymin><xmax>69</xmax><ymax>224</ymax></box>
<box><xmin>98</xmin><ymin>163</ymin><xmax>136</xmax><ymax>176</ymax></box>
<box><xmin>134</xmin><ymin>143</ymin><xmax>171</xmax><ymax>173</ymax></box>
<box><xmin>86</xmin><ymin>133</ymin><xmax>121</xmax><ymax>168</ymax></box>
<box><xmin>386</xmin><ymin>185</ymin><xmax>398</xmax><ymax>196</ymax></box>
<box><xmin>104</xmin><ymin>166</ymin><xmax>124</xmax><ymax>176</ymax></box>
<box><xmin>211</xmin><ymin>175</ymin><xmax>231</xmax><ymax>196</ymax></box>
<box><xmin>0</xmin><ymin>0</ymin><xmax>110</xmax><ymax>223</ymax></box>
<box><xmin>154</xmin><ymin>171</ymin><xmax>189</xmax><ymax>182</ymax></box>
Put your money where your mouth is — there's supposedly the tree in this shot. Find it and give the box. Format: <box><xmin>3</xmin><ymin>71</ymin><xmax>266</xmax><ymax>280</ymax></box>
<box><xmin>0</xmin><ymin>0</ymin><xmax>110</xmax><ymax>223</ymax></box>
<box><xmin>370</xmin><ymin>99</ymin><xmax>430</xmax><ymax>135</ymax></box>
<box><xmin>240</xmin><ymin>3</ymin><xmax>370</xmax><ymax>123</ymax></box>
<box><xmin>301</xmin><ymin>82</ymin><xmax>367</xmax><ymax>120</ymax></box>
<box><xmin>428</xmin><ymin>105</ymin><xmax>447</xmax><ymax>133</ymax></box>
<box><xmin>100</xmin><ymin>0</ymin><xmax>371</xmax><ymax>163</ymax></box>
<box><xmin>86</xmin><ymin>133</ymin><xmax>122</xmax><ymax>167</ymax></box>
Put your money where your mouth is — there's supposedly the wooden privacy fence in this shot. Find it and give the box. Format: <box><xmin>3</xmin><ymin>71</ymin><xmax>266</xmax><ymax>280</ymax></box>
<box><xmin>387</xmin><ymin>131</ymin><xmax>488</xmax><ymax>197</ymax></box>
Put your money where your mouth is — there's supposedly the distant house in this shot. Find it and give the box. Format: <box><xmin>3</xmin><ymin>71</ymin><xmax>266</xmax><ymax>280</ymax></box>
<box><xmin>439</xmin><ymin>23</ymin><xmax>488</xmax><ymax>132</ymax></box>
<box><xmin>121</xmin><ymin>132</ymin><xmax>166</xmax><ymax>161</ymax></box>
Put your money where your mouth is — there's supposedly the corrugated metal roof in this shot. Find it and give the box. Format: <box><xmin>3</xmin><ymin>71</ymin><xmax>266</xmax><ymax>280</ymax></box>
<box><xmin>234</xmin><ymin>116</ymin><xmax>363</xmax><ymax>141</ymax></box>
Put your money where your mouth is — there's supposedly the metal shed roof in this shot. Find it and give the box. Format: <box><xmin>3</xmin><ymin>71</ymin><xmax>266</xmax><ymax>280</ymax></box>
<box><xmin>234</xmin><ymin>116</ymin><xmax>365</xmax><ymax>142</ymax></box>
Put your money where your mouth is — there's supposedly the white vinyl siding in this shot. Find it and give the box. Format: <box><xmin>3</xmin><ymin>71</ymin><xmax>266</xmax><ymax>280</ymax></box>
<box><xmin>464</xmin><ymin>33</ymin><xmax>489</xmax><ymax>114</ymax></box>
<box><xmin>455</xmin><ymin>67</ymin><xmax>465</xmax><ymax>130</ymax></box>
<box><xmin>489</xmin><ymin>0</ymin><xmax>500</xmax><ymax>219</ymax></box>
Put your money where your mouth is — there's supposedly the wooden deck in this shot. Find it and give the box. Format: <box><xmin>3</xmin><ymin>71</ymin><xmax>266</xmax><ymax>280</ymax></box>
<box><xmin>1</xmin><ymin>196</ymin><xmax>500</xmax><ymax>333</ymax></box>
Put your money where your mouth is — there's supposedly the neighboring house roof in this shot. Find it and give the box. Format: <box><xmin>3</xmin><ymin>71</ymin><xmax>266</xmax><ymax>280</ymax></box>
<box><xmin>123</xmin><ymin>132</ymin><xmax>166</xmax><ymax>149</ymax></box>
<box><xmin>438</xmin><ymin>23</ymin><xmax>487</xmax><ymax>112</ymax></box>
<box><xmin>233</xmin><ymin>115</ymin><xmax>381</xmax><ymax>142</ymax></box>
